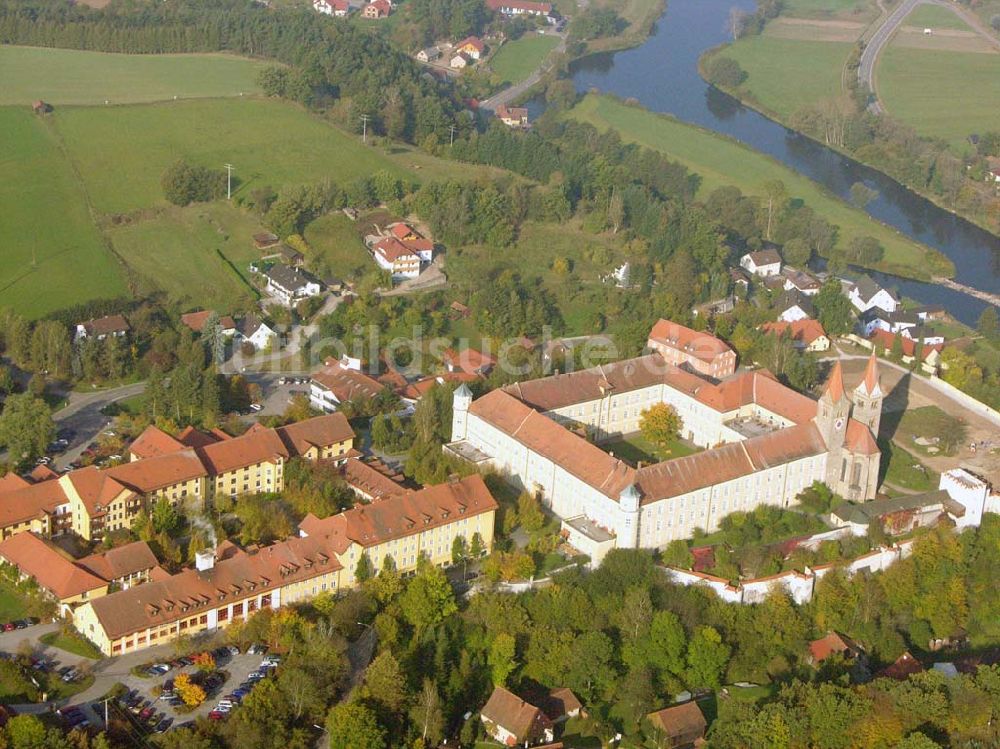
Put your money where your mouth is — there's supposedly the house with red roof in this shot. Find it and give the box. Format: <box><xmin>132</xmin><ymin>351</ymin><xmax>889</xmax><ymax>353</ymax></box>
<box><xmin>455</xmin><ymin>36</ymin><xmax>485</xmax><ymax>60</ymax></box>
<box><xmin>647</xmin><ymin>318</ymin><xmax>736</xmax><ymax>379</ymax></box>
<box><xmin>363</xmin><ymin>0</ymin><xmax>391</xmax><ymax>17</ymax></box>
<box><xmin>760</xmin><ymin>319</ymin><xmax>830</xmax><ymax>352</ymax></box>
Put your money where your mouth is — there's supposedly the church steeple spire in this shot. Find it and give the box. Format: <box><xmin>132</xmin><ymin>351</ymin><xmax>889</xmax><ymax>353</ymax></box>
<box><xmin>858</xmin><ymin>352</ymin><xmax>881</xmax><ymax>397</ymax></box>
<box><xmin>821</xmin><ymin>360</ymin><xmax>847</xmax><ymax>404</ymax></box>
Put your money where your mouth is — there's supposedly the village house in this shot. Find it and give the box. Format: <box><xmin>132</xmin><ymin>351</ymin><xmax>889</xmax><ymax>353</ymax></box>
<box><xmin>496</xmin><ymin>104</ymin><xmax>530</xmax><ymax>128</ymax></box>
<box><xmin>180</xmin><ymin>310</ymin><xmax>237</xmax><ymax>338</ymax></box>
<box><xmin>808</xmin><ymin>632</ymin><xmax>862</xmax><ymax>666</ymax></box>
<box><xmin>442</xmin><ymin>347</ymin><xmax>496</xmax><ymax>376</ymax></box>
<box><xmin>263</xmin><ymin>264</ymin><xmax>323</xmax><ymax>306</ymax></box>
<box><xmin>455</xmin><ymin>36</ymin><xmax>485</xmax><ymax>59</ymax></box>
<box><xmin>868</xmin><ymin>329</ymin><xmax>943</xmax><ymax>373</ymax></box>
<box><xmin>237</xmin><ymin>316</ymin><xmax>278</xmax><ymax>352</ymax></box>
<box><xmin>309</xmin><ymin>357</ymin><xmax>385</xmax><ymax>412</ymax></box>
<box><xmin>645</xmin><ymin>702</ymin><xmax>707</xmax><ymax>748</ymax></box>
<box><xmin>373</xmin><ymin>237</ymin><xmax>421</xmax><ymax>279</ymax></box>
<box><xmin>782</xmin><ymin>267</ymin><xmax>821</xmax><ymax>296</ymax></box>
<box><xmin>313</xmin><ymin>0</ymin><xmax>349</xmax><ymax>14</ymax></box>
<box><xmin>417</xmin><ymin>47</ymin><xmax>441</xmax><ymax>62</ymax></box>
<box><xmin>486</xmin><ymin>0</ymin><xmax>554</xmax><ymax>18</ymax></box>
<box><xmin>480</xmin><ymin>686</ymin><xmax>555</xmax><ymax>747</ymax></box>
<box><xmin>74</xmin><ymin>314</ymin><xmax>130</xmax><ymax>343</ymax></box>
<box><xmin>539</xmin><ymin>688</ymin><xmax>583</xmax><ymax>724</ymax></box>
<box><xmin>450</xmin><ymin>53</ymin><xmax>470</xmax><ymax>69</ymax></box>
<box><xmin>860</xmin><ymin>308</ymin><xmax>920</xmax><ymax>338</ymax></box>
<box><xmin>646</xmin><ymin>318</ymin><xmax>737</xmax><ymax>379</ymax></box>
<box><xmin>760</xmin><ymin>319</ymin><xmax>831</xmax><ymax>352</ymax></box>
<box><xmin>363</xmin><ymin>0</ymin><xmax>391</xmax><ymax>16</ymax></box>
<box><xmin>739</xmin><ymin>248</ymin><xmax>782</xmax><ymax>277</ymax></box>
<box><xmin>389</xmin><ymin>223</ymin><xmax>435</xmax><ymax>261</ymax></box>
<box><xmin>775</xmin><ymin>290</ymin><xmax>815</xmax><ymax>323</ymax></box>
<box><xmin>849</xmin><ymin>275</ymin><xmax>900</xmax><ymax>314</ymax></box>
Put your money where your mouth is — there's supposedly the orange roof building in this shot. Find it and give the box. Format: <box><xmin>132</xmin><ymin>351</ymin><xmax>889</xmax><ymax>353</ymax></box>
<box><xmin>646</xmin><ymin>702</ymin><xmax>707</xmax><ymax>747</ymax></box>
<box><xmin>480</xmin><ymin>687</ymin><xmax>554</xmax><ymax>746</ymax></box>
<box><xmin>647</xmin><ymin>318</ymin><xmax>737</xmax><ymax>379</ymax></box>
<box><xmin>0</xmin><ymin>532</ymin><xmax>109</xmax><ymax>609</ymax></box>
<box><xmin>760</xmin><ymin>319</ymin><xmax>831</xmax><ymax>352</ymax></box>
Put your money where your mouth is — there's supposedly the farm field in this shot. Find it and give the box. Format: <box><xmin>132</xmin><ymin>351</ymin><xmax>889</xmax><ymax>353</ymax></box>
<box><xmin>489</xmin><ymin>35</ymin><xmax>560</xmax><ymax>83</ymax></box>
<box><xmin>720</xmin><ymin>36</ymin><xmax>853</xmax><ymax>118</ymax></box>
<box><xmin>566</xmin><ymin>94</ymin><xmax>953</xmax><ymax>281</ymax></box>
<box><xmin>51</xmin><ymin>98</ymin><xmax>412</xmax><ymax>214</ymax></box>
<box><xmin>878</xmin><ymin>45</ymin><xmax>1000</xmax><ymax>151</ymax></box>
<box><xmin>0</xmin><ymin>47</ymin><xmax>268</xmax><ymax>106</ymax></box>
<box><xmin>779</xmin><ymin>0</ymin><xmax>874</xmax><ymax>19</ymax></box>
<box><xmin>0</xmin><ymin>107</ymin><xmax>128</xmax><ymax>319</ymax></box>
<box><xmin>901</xmin><ymin>3</ymin><xmax>973</xmax><ymax>31</ymax></box>
<box><xmin>107</xmin><ymin>202</ymin><xmax>264</xmax><ymax>313</ymax></box>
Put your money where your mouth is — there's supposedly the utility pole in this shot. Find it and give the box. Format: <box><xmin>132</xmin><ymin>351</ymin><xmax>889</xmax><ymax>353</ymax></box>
<box><xmin>449</xmin><ymin>124</ymin><xmax>457</xmax><ymax>146</ymax></box>
<box><xmin>360</xmin><ymin>114</ymin><xmax>370</xmax><ymax>143</ymax></box>
<box><xmin>223</xmin><ymin>163</ymin><xmax>234</xmax><ymax>200</ymax></box>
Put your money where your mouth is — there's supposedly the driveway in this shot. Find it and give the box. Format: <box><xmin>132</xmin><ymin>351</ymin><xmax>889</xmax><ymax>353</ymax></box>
<box><xmin>51</xmin><ymin>382</ymin><xmax>147</xmax><ymax>470</ymax></box>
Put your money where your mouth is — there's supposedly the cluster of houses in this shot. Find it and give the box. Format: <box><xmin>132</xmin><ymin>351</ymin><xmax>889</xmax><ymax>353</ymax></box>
<box><xmin>368</xmin><ymin>221</ymin><xmax>436</xmax><ymax>280</ymax></box>
<box><xmin>75</xmin><ymin>310</ymin><xmax>278</xmax><ymax>355</ymax></box>
<box><xmin>418</xmin><ymin>36</ymin><xmax>486</xmax><ymax>70</ymax></box>
<box><xmin>312</xmin><ymin>0</ymin><xmax>392</xmax><ymax>18</ymax></box>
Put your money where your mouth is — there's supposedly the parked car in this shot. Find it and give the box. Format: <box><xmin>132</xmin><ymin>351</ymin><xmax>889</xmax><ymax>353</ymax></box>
<box><xmin>154</xmin><ymin>718</ymin><xmax>173</xmax><ymax>733</ymax></box>
<box><xmin>61</xmin><ymin>668</ymin><xmax>79</xmax><ymax>683</ymax></box>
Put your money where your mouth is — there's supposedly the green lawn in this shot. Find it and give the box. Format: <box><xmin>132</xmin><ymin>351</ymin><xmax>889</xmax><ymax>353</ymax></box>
<box><xmin>0</xmin><ymin>581</ymin><xmax>28</xmax><ymax>621</ymax></box>
<box><xmin>51</xmin><ymin>98</ymin><xmax>412</xmax><ymax>214</ymax></box>
<box><xmin>0</xmin><ymin>47</ymin><xmax>268</xmax><ymax>106</ymax></box>
<box><xmin>490</xmin><ymin>35</ymin><xmax>560</xmax><ymax>84</ymax></box>
<box><xmin>780</xmin><ymin>0</ymin><xmax>873</xmax><ymax>18</ymax></box>
<box><xmin>879</xmin><ymin>439</ymin><xmax>937</xmax><ymax>492</ymax></box>
<box><xmin>891</xmin><ymin>406</ymin><xmax>967</xmax><ymax>457</ymax></box>
<box><xmin>303</xmin><ymin>212</ymin><xmax>373</xmax><ymax>280</ymax></box>
<box><xmin>107</xmin><ymin>202</ymin><xmax>264</xmax><ymax>312</ymax></box>
<box><xmin>878</xmin><ymin>46</ymin><xmax>1000</xmax><ymax>152</ymax></box>
<box><xmin>902</xmin><ymin>3</ymin><xmax>972</xmax><ymax>30</ymax></box>
<box><xmin>722</xmin><ymin>38</ymin><xmax>852</xmax><ymax>119</ymax></box>
<box><xmin>603</xmin><ymin>433</ymin><xmax>701</xmax><ymax>465</ymax></box>
<box><xmin>566</xmin><ymin>94</ymin><xmax>954</xmax><ymax>281</ymax></box>
<box><xmin>40</xmin><ymin>631</ymin><xmax>103</xmax><ymax>660</ymax></box>
<box><xmin>0</xmin><ymin>107</ymin><xmax>128</xmax><ymax>318</ymax></box>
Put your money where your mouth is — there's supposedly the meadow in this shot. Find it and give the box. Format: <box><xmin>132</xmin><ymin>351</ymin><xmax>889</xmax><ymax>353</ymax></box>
<box><xmin>0</xmin><ymin>47</ymin><xmax>268</xmax><ymax>106</ymax></box>
<box><xmin>51</xmin><ymin>98</ymin><xmax>412</xmax><ymax>214</ymax></box>
<box><xmin>567</xmin><ymin>94</ymin><xmax>954</xmax><ymax>280</ymax></box>
<box><xmin>901</xmin><ymin>3</ymin><xmax>973</xmax><ymax>31</ymax></box>
<box><xmin>878</xmin><ymin>45</ymin><xmax>1000</xmax><ymax>151</ymax></box>
<box><xmin>779</xmin><ymin>0</ymin><xmax>874</xmax><ymax>19</ymax></box>
<box><xmin>489</xmin><ymin>35</ymin><xmax>560</xmax><ymax>84</ymax></box>
<box><xmin>721</xmin><ymin>36</ymin><xmax>853</xmax><ymax>118</ymax></box>
<box><xmin>303</xmin><ymin>213</ymin><xmax>373</xmax><ymax>280</ymax></box>
<box><xmin>0</xmin><ymin>107</ymin><xmax>128</xmax><ymax>318</ymax></box>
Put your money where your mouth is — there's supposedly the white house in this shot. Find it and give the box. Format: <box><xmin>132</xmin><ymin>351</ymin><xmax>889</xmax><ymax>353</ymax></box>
<box><xmin>849</xmin><ymin>276</ymin><xmax>900</xmax><ymax>314</ymax></box>
<box><xmin>486</xmin><ymin>0</ymin><xmax>554</xmax><ymax>18</ymax></box>
<box><xmin>416</xmin><ymin>47</ymin><xmax>440</xmax><ymax>62</ymax></box>
<box><xmin>776</xmin><ymin>291</ymin><xmax>815</xmax><ymax>323</ymax></box>
<box><xmin>237</xmin><ymin>317</ymin><xmax>278</xmax><ymax>352</ymax></box>
<box><xmin>372</xmin><ymin>238</ymin><xmax>421</xmax><ymax>279</ymax></box>
<box><xmin>449</xmin><ymin>53</ymin><xmax>468</xmax><ymax>69</ymax></box>
<box><xmin>74</xmin><ymin>314</ymin><xmax>130</xmax><ymax>343</ymax></box>
<box><xmin>263</xmin><ymin>264</ymin><xmax>323</xmax><ymax>306</ymax></box>
<box><xmin>861</xmin><ymin>308</ymin><xmax>919</xmax><ymax>337</ymax></box>
<box><xmin>782</xmin><ymin>267</ymin><xmax>821</xmax><ymax>296</ymax></box>
<box><xmin>740</xmin><ymin>249</ymin><xmax>782</xmax><ymax>277</ymax></box>
<box><xmin>313</xmin><ymin>0</ymin><xmax>349</xmax><ymax>14</ymax></box>
<box><xmin>309</xmin><ymin>357</ymin><xmax>384</xmax><ymax>412</ymax></box>
<box><xmin>939</xmin><ymin>468</ymin><xmax>999</xmax><ymax>529</ymax></box>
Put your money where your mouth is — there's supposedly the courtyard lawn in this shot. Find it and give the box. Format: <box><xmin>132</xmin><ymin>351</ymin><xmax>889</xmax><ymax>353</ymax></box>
<box><xmin>0</xmin><ymin>581</ymin><xmax>28</xmax><ymax>622</ymax></box>
<box><xmin>603</xmin><ymin>433</ymin><xmax>701</xmax><ymax>465</ymax></box>
<box><xmin>0</xmin><ymin>47</ymin><xmax>268</xmax><ymax>106</ymax></box>
<box><xmin>51</xmin><ymin>98</ymin><xmax>412</xmax><ymax>214</ymax></box>
<box><xmin>489</xmin><ymin>35</ymin><xmax>560</xmax><ymax>84</ymax></box>
<box><xmin>107</xmin><ymin>202</ymin><xmax>263</xmax><ymax>313</ymax></box>
<box><xmin>0</xmin><ymin>107</ymin><xmax>128</xmax><ymax>318</ymax></box>
<box><xmin>303</xmin><ymin>212</ymin><xmax>373</xmax><ymax>281</ymax></box>
<box><xmin>879</xmin><ymin>439</ymin><xmax>937</xmax><ymax>492</ymax></box>
<box><xmin>40</xmin><ymin>631</ymin><xmax>103</xmax><ymax>660</ymax></box>
<box><xmin>878</xmin><ymin>46</ymin><xmax>1000</xmax><ymax>152</ymax></box>
<box><xmin>722</xmin><ymin>37</ymin><xmax>853</xmax><ymax>119</ymax></box>
<box><xmin>892</xmin><ymin>405</ymin><xmax>967</xmax><ymax>457</ymax></box>
<box><xmin>566</xmin><ymin>94</ymin><xmax>954</xmax><ymax>281</ymax></box>
<box><xmin>902</xmin><ymin>3</ymin><xmax>973</xmax><ymax>30</ymax></box>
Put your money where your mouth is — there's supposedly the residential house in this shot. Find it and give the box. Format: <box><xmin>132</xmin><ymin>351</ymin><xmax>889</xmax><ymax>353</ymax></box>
<box><xmin>388</xmin><ymin>223</ymin><xmax>435</xmax><ymax>261</ymax></box>
<box><xmin>443</xmin><ymin>347</ymin><xmax>496</xmax><ymax>376</ymax></box>
<box><xmin>540</xmin><ymin>688</ymin><xmax>582</xmax><ymax>724</ymax></box>
<box><xmin>180</xmin><ymin>310</ymin><xmax>237</xmax><ymax>338</ymax></box>
<box><xmin>808</xmin><ymin>632</ymin><xmax>862</xmax><ymax>665</ymax></box>
<box><xmin>729</xmin><ymin>267</ymin><xmax>751</xmax><ymax>293</ymax></box>
<box><xmin>480</xmin><ymin>686</ymin><xmax>555</xmax><ymax>747</ymax></box>
<box><xmin>237</xmin><ymin>316</ymin><xmax>278</xmax><ymax>352</ymax></box>
<box><xmin>646</xmin><ymin>318</ymin><xmax>737</xmax><ymax>379</ymax></box>
<box><xmin>496</xmin><ymin>104</ymin><xmax>530</xmax><ymax>128</ymax></box>
<box><xmin>73</xmin><ymin>474</ymin><xmax>497</xmax><ymax>656</ymax></box>
<box><xmin>0</xmin><ymin>532</ymin><xmax>109</xmax><ymax>614</ymax></box>
<box><xmin>868</xmin><ymin>329</ymin><xmax>943</xmax><ymax>372</ymax></box>
<box><xmin>645</xmin><ymin>702</ymin><xmax>707</xmax><ymax>748</ymax></box>
<box><xmin>848</xmin><ymin>276</ymin><xmax>900</xmax><ymax>314</ymax></box>
<box><xmin>363</xmin><ymin>0</ymin><xmax>391</xmax><ymax>16</ymax></box>
<box><xmin>309</xmin><ymin>358</ymin><xmax>385</xmax><ymax>412</ymax></box>
<box><xmin>455</xmin><ymin>36</ymin><xmax>485</xmax><ymax>59</ymax></box>
<box><xmin>782</xmin><ymin>267</ymin><xmax>821</xmax><ymax>296</ymax></box>
<box><xmin>760</xmin><ymin>319</ymin><xmax>830</xmax><ymax>352</ymax></box>
<box><xmin>373</xmin><ymin>237</ymin><xmax>421</xmax><ymax>279</ymax></box>
<box><xmin>263</xmin><ymin>264</ymin><xmax>323</xmax><ymax>306</ymax></box>
<box><xmin>739</xmin><ymin>248</ymin><xmax>782</xmax><ymax>277</ymax></box>
<box><xmin>0</xmin><ymin>481</ymin><xmax>66</xmax><ymax>540</ymax></box>
<box><xmin>313</xmin><ymin>0</ymin><xmax>349</xmax><ymax>14</ymax></box>
<box><xmin>417</xmin><ymin>47</ymin><xmax>441</xmax><ymax>62</ymax></box>
<box><xmin>450</xmin><ymin>53</ymin><xmax>469</xmax><ymax>69</ymax></box>
<box><xmin>878</xmin><ymin>651</ymin><xmax>924</xmax><ymax>680</ymax></box>
<box><xmin>74</xmin><ymin>314</ymin><xmax>130</xmax><ymax>343</ymax></box>
<box><xmin>860</xmin><ymin>308</ymin><xmax>920</xmax><ymax>338</ymax></box>
<box><xmin>486</xmin><ymin>0</ymin><xmax>553</xmax><ymax>18</ymax></box>
<box><xmin>776</xmin><ymin>290</ymin><xmax>815</xmax><ymax>323</ymax></box>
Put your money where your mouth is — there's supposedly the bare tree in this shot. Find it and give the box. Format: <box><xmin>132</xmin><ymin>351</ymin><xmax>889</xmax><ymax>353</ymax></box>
<box><xmin>728</xmin><ymin>7</ymin><xmax>749</xmax><ymax>40</ymax></box>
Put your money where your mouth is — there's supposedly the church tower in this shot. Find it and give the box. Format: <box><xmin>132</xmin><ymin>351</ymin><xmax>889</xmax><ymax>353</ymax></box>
<box><xmin>815</xmin><ymin>361</ymin><xmax>851</xmax><ymax>490</ymax></box>
<box><xmin>451</xmin><ymin>383</ymin><xmax>472</xmax><ymax>441</ymax></box>
<box><xmin>851</xmin><ymin>353</ymin><xmax>883</xmax><ymax>437</ymax></box>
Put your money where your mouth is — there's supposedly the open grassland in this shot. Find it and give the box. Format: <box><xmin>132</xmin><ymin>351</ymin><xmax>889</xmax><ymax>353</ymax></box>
<box><xmin>303</xmin><ymin>212</ymin><xmax>372</xmax><ymax>280</ymax></box>
<box><xmin>0</xmin><ymin>47</ymin><xmax>268</xmax><ymax>106</ymax></box>
<box><xmin>722</xmin><ymin>37</ymin><xmax>853</xmax><ymax>118</ymax></box>
<box><xmin>780</xmin><ymin>0</ymin><xmax>875</xmax><ymax>20</ymax></box>
<box><xmin>489</xmin><ymin>35</ymin><xmax>560</xmax><ymax>83</ymax></box>
<box><xmin>902</xmin><ymin>3</ymin><xmax>974</xmax><ymax>30</ymax></box>
<box><xmin>891</xmin><ymin>26</ymin><xmax>997</xmax><ymax>52</ymax></box>
<box><xmin>878</xmin><ymin>46</ymin><xmax>1000</xmax><ymax>151</ymax></box>
<box><xmin>51</xmin><ymin>98</ymin><xmax>412</xmax><ymax>214</ymax></box>
<box><xmin>0</xmin><ymin>107</ymin><xmax>128</xmax><ymax>318</ymax></box>
<box><xmin>567</xmin><ymin>94</ymin><xmax>953</xmax><ymax>280</ymax></box>
<box><xmin>764</xmin><ymin>17</ymin><xmax>866</xmax><ymax>41</ymax></box>
<box><xmin>107</xmin><ymin>202</ymin><xmax>264</xmax><ymax>313</ymax></box>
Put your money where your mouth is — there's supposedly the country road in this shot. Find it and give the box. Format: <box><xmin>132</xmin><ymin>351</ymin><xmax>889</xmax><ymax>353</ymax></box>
<box><xmin>480</xmin><ymin>32</ymin><xmax>567</xmax><ymax>112</ymax></box>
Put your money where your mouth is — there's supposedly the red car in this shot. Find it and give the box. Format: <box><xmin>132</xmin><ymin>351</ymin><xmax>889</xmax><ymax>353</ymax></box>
<box><xmin>2</xmin><ymin>623</ymin><xmax>16</xmax><ymax>632</ymax></box>
<box><xmin>208</xmin><ymin>710</ymin><xmax>227</xmax><ymax>721</ymax></box>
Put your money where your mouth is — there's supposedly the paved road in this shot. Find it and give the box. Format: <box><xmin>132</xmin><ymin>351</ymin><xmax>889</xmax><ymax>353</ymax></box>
<box><xmin>481</xmin><ymin>32</ymin><xmax>567</xmax><ymax>112</ymax></box>
<box><xmin>52</xmin><ymin>382</ymin><xmax>148</xmax><ymax>470</ymax></box>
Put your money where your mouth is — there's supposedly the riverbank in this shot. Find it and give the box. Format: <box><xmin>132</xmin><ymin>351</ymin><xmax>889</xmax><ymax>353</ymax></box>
<box><xmin>566</xmin><ymin>93</ymin><xmax>954</xmax><ymax>281</ymax></box>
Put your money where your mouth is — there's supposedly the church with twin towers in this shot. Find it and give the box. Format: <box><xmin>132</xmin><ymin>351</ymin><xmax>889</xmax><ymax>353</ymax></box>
<box><xmin>446</xmin><ymin>320</ymin><xmax>883</xmax><ymax>555</ymax></box>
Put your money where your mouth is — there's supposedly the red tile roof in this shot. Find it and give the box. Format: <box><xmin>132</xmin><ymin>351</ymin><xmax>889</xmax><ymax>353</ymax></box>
<box><xmin>481</xmin><ymin>687</ymin><xmax>552</xmax><ymax>743</ymax></box>
<box><xmin>869</xmin><ymin>330</ymin><xmax>942</xmax><ymax>361</ymax></box>
<box><xmin>128</xmin><ymin>425</ymin><xmax>185</xmax><ymax>460</ymax></box>
<box><xmin>456</xmin><ymin>36</ymin><xmax>485</xmax><ymax>53</ymax></box>
<box><xmin>180</xmin><ymin>310</ymin><xmax>236</xmax><ymax>334</ymax></box>
<box><xmin>862</xmin><ymin>352</ymin><xmax>880</xmax><ymax>395</ymax></box>
<box><xmin>0</xmin><ymin>473</ymin><xmax>30</xmax><ymax>492</ymax></box>
<box><xmin>28</xmin><ymin>464</ymin><xmax>59</xmax><ymax>483</ymax></box>
<box><xmin>646</xmin><ymin>702</ymin><xmax>707</xmax><ymax>742</ymax></box>
<box><xmin>76</xmin><ymin>541</ymin><xmax>158</xmax><ymax>582</ymax></box>
<box><xmin>177</xmin><ymin>426</ymin><xmax>228</xmax><ymax>449</ymax></box>
<box><xmin>276</xmin><ymin>412</ymin><xmax>355</xmax><ymax>455</ymax></box>
<box><xmin>443</xmin><ymin>348</ymin><xmax>496</xmax><ymax>375</ymax></box>
<box><xmin>0</xmin><ymin>480</ymin><xmax>68</xmax><ymax>528</ymax></box>
<box><xmin>760</xmin><ymin>319</ymin><xmax>828</xmax><ymax>346</ymax></box>
<box><xmin>845</xmin><ymin>419</ymin><xmax>879</xmax><ymax>455</ymax></box>
<box><xmin>809</xmin><ymin>632</ymin><xmax>859</xmax><ymax>663</ymax></box>
<box><xmin>0</xmin><ymin>532</ymin><xmax>107</xmax><ymax>601</ymax></box>
<box><xmin>197</xmin><ymin>428</ymin><xmax>289</xmax><ymax>475</ymax></box>
<box><xmin>79</xmin><ymin>314</ymin><xmax>129</xmax><ymax>337</ymax></box>
<box><xmin>108</xmin><ymin>450</ymin><xmax>208</xmax><ymax>494</ymax></box>
<box><xmin>311</xmin><ymin>362</ymin><xmax>385</xmax><ymax>403</ymax></box>
<box><xmin>342</xmin><ymin>459</ymin><xmax>405</xmax><ymax>500</ymax></box>
<box><xmin>879</xmin><ymin>651</ymin><xmax>924</xmax><ymax>680</ymax></box>
<box><xmin>823</xmin><ymin>361</ymin><xmax>846</xmax><ymax>402</ymax></box>
<box><xmin>648</xmin><ymin>319</ymin><xmax>734</xmax><ymax>365</ymax></box>
<box><xmin>374</xmin><ymin>237</ymin><xmax>419</xmax><ymax>263</ymax></box>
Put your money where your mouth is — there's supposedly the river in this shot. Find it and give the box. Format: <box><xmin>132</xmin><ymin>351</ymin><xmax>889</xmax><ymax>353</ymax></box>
<box><xmin>557</xmin><ymin>0</ymin><xmax>1000</xmax><ymax>326</ymax></box>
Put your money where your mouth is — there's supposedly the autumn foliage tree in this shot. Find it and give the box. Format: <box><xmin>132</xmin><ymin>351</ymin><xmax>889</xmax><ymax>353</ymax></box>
<box><xmin>175</xmin><ymin>673</ymin><xmax>207</xmax><ymax>707</ymax></box>
<box><xmin>639</xmin><ymin>403</ymin><xmax>683</xmax><ymax>453</ymax></box>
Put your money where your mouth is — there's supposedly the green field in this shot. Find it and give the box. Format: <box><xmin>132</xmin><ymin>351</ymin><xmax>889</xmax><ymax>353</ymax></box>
<box><xmin>722</xmin><ymin>38</ymin><xmax>852</xmax><ymax>118</ymax></box>
<box><xmin>603</xmin><ymin>433</ymin><xmax>701</xmax><ymax>464</ymax></box>
<box><xmin>0</xmin><ymin>107</ymin><xmax>128</xmax><ymax>318</ymax></box>
<box><xmin>879</xmin><ymin>439</ymin><xmax>937</xmax><ymax>492</ymax></box>
<box><xmin>0</xmin><ymin>46</ymin><xmax>269</xmax><ymax>106</ymax></box>
<box><xmin>878</xmin><ymin>46</ymin><xmax>1000</xmax><ymax>151</ymax></box>
<box><xmin>303</xmin><ymin>213</ymin><xmax>372</xmax><ymax>280</ymax></box>
<box><xmin>902</xmin><ymin>3</ymin><xmax>972</xmax><ymax>30</ymax></box>
<box><xmin>566</xmin><ymin>94</ymin><xmax>954</xmax><ymax>280</ymax></box>
<box><xmin>51</xmin><ymin>98</ymin><xmax>411</xmax><ymax>214</ymax></box>
<box><xmin>490</xmin><ymin>35</ymin><xmax>560</xmax><ymax>84</ymax></box>
<box><xmin>780</xmin><ymin>0</ymin><xmax>873</xmax><ymax>18</ymax></box>
<box><xmin>108</xmin><ymin>202</ymin><xmax>264</xmax><ymax>312</ymax></box>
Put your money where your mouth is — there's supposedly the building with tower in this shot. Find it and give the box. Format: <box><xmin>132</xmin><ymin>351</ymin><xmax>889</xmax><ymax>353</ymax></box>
<box><xmin>446</xmin><ymin>329</ymin><xmax>883</xmax><ymax>554</ymax></box>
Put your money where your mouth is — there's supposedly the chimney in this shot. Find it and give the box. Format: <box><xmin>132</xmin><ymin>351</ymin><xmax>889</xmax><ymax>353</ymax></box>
<box><xmin>195</xmin><ymin>549</ymin><xmax>215</xmax><ymax>572</ymax></box>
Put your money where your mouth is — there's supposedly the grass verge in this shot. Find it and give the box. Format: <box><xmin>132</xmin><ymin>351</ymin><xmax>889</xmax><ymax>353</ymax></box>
<box><xmin>40</xmin><ymin>631</ymin><xmax>104</xmax><ymax>660</ymax></box>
